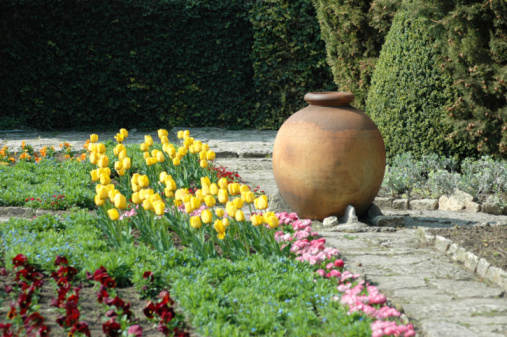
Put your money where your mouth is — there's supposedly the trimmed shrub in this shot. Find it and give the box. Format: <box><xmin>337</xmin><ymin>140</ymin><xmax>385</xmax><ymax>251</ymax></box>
<box><xmin>365</xmin><ymin>2</ymin><xmax>469</xmax><ymax>160</ymax></box>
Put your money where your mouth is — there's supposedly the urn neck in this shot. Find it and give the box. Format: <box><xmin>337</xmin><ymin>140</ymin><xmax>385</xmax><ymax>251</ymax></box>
<box><xmin>304</xmin><ymin>92</ymin><xmax>354</xmax><ymax>106</ymax></box>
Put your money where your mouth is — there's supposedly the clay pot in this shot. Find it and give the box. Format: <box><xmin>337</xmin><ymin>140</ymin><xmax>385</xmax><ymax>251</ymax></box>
<box><xmin>272</xmin><ymin>92</ymin><xmax>386</xmax><ymax>220</ymax></box>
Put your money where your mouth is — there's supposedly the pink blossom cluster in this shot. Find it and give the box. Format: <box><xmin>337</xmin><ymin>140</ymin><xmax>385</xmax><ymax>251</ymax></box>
<box><xmin>274</xmin><ymin>212</ymin><xmax>416</xmax><ymax>337</ymax></box>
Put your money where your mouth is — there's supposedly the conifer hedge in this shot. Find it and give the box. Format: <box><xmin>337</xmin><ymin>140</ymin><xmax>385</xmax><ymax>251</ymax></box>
<box><xmin>365</xmin><ymin>3</ymin><xmax>470</xmax><ymax>160</ymax></box>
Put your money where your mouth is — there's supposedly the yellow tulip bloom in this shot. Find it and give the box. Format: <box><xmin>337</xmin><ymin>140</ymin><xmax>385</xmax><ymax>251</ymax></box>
<box><xmin>132</xmin><ymin>192</ymin><xmax>142</xmax><ymax>204</ymax></box>
<box><xmin>233</xmin><ymin>197</ymin><xmax>244</xmax><ymax>209</ymax></box>
<box><xmin>213</xmin><ymin>219</ymin><xmax>226</xmax><ymax>239</ymax></box>
<box><xmin>94</xmin><ymin>195</ymin><xmax>105</xmax><ymax>206</ymax></box>
<box><xmin>97</xmin><ymin>143</ymin><xmax>106</xmax><ymax>154</ymax></box>
<box><xmin>114</xmin><ymin>194</ymin><xmax>127</xmax><ymax>209</ymax></box>
<box><xmin>178</xmin><ymin>147</ymin><xmax>187</xmax><ymax>156</ymax></box>
<box><xmin>90</xmin><ymin>169</ymin><xmax>99</xmax><ymax>182</ymax></box>
<box><xmin>107</xmin><ymin>209</ymin><xmax>120</xmax><ymax>221</ymax></box>
<box><xmin>131</xmin><ymin>173</ymin><xmax>140</xmax><ymax>185</ymax></box>
<box><xmin>98</xmin><ymin>185</ymin><xmax>109</xmax><ymax>200</ymax></box>
<box><xmin>222</xmin><ymin>218</ymin><xmax>230</xmax><ymax>228</ymax></box>
<box><xmin>122</xmin><ymin>157</ymin><xmax>131</xmax><ymax>170</ymax></box>
<box><xmin>240</xmin><ymin>185</ymin><xmax>250</xmax><ymax>193</ymax></box>
<box><xmin>218</xmin><ymin>178</ymin><xmax>228</xmax><ymax>190</ymax></box>
<box><xmin>160</xmin><ymin>136</ymin><xmax>169</xmax><ymax>144</ymax></box>
<box><xmin>131</xmin><ymin>182</ymin><xmax>140</xmax><ymax>192</ymax></box>
<box><xmin>100</xmin><ymin>173</ymin><xmax>111</xmax><ymax>186</ymax></box>
<box><xmin>204</xmin><ymin>195</ymin><xmax>216</xmax><ymax>207</ymax></box>
<box><xmin>120</xmin><ymin>128</ymin><xmax>128</xmax><ymax>138</ymax></box>
<box><xmin>98</xmin><ymin>155</ymin><xmax>109</xmax><ymax>168</ymax></box>
<box><xmin>184</xmin><ymin>202</ymin><xmax>194</xmax><ymax>213</ymax></box>
<box><xmin>199</xmin><ymin>151</ymin><xmax>207</xmax><ymax>160</ymax></box>
<box><xmin>228</xmin><ymin>182</ymin><xmax>240</xmax><ymax>195</ymax></box>
<box><xmin>254</xmin><ymin>195</ymin><xmax>268</xmax><ymax>210</ymax></box>
<box><xmin>201</xmin><ymin>176</ymin><xmax>211</xmax><ymax>187</ymax></box>
<box><xmin>266</xmin><ymin>214</ymin><xmax>279</xmax><ymax>229</ymax></box>
<box><xmin>218</xmin><ymin>189</ymin><xmax>228</xmax><ymax>204</ymax></box>
<box><xmin>201</xmin><ymin>209</ymin><xmax>213</xmax><ymax>224</ymax></box>
<box><xmin>160</xmin><ymin>171</ymin><xmax>168</xmax><ymax>183</ymax></box>
<box><xmin>145</xmin><ymin>135</ymin><xmax>154</xmax><ymax>147</ymax></box>
<box><xmin>156</xmin><ymin>151</ymin><xmax>165</xmax><ymax>163</ymax></box>
<box><xmin>150</xmin><ymin>193</ymin><xmax>162</xmax><ymax>203</ymax></box>
<box><xmin>209</xmin><ymin>183</ymin><xmax>219</xmax><ymax>196</ymax></box>
<box><xmin>190</xmin><ymin>216</ymin><xmax>202</xmax><ymax>229</ymax></box>
<box><xmin>143</xmin><ymin>199</ymin><xmax>153</xmax><ymax>210</ymax></box>
<box><xmin>201</xmin><ymin>185</ymin><xmax>211</xmax><ymax>196</ymax></box>
<box><xmin>226</xmin><ymin>201</ymin><xmax>237</xmax><ymax>217</ymax></box>
<box><xmin>172</xmin><ymin>157</ymin><xmax>181</xmax><ymax>166</ymax></box>
<box><xmin>215</xmin><ymin>208</ymin><xmax>225</xmax><ymax>218</ymax></box>
<box><xmin>153</xmin><ymin>200</ymin><xmax>165</xmax><ymax>216</ymax></box>
<box><xmin>114</xmin><ymin>161</ymin><xmax>123</xmax><ymax>171</ymax></box>
<box><xmin>235</xmin><ymin>210</ymin><xmax>245</xmax><ymax>222</ymax></box>
<box><xmin>114</xmin><ymin>133</ymin><xmax>124</xmax><ymax>143</ymax></box>
<box><xmin>200</xmin><ymin>159</ymin><xmax>208</xmax><ymax>168</ymax></box>
<box><xmin>164</xmin><ymin>188</ymin><xmax>174</xmax><ymax>198</ymax></box>
<box><xmin>138</xmin><ymin>175</ymin><xmax>149</xmax><ymax>188</ymax></box>
<box><xmin>116</xmin><ymin>169</ymin><xmax>125</xmax><ymax>177</ymax></box>
<box><xmin>90</xmin><ymin>134</ymin><xmax>99</xmax><ymax>143</ymax></box>
<box><xmin>183</xmin><ymin>130</ymin><xmax>190</xmax><ymax>138</ymax></box>
<box><xmin>177</xmin><ymin>130</ymin><xmax>184</xmax><ymax>139</ymax></box>
<box><xmin>118</xmin><ymin>150</ymin><xmax>127</xmax><ymax>161</ymax></box>
<box><xmin>263</xmin><ymin>211</ymin><xmax>276</xmax><ymax>223</ymax></box>
<box><xmin>89</xmin><ymin>152</ymin><xmax>99</xmax><ymax>165</ymax></box>
<box><xmin>158</xmin><ymin>129</ymin><xmax>168</xmax><ymax>139</ymax></box>
<box><xmin>140</xmin><ymin>143</ymin><xmax>149</xmax><ymax>152</ymax></box>
<box><xmin>250</xmin><ymin>214</ymin><xmax>264</xmax><ymax>226</ymax></box>
<box><xmin>206</xmin><ymin>151</ymin><xmax>216</xmax><ymax>161</ymax></box>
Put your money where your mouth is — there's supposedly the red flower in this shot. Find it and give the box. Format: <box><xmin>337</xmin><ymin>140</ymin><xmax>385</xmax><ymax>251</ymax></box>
<box><xmin>55</xmin><ymin>255</ymin><xmax>68</xmax><ymax>266</ymax></box>
<box><xmin>173</xmin><ymin>328</ymin><xmax>190</xmax><ymax>337</ymax></box>
<box><xmin>12</xmin><ymin>254</ymin><xmax>28</xmax><ymax>267</ymax></box>
<box><xmin>159</xmin><ymin>291</ymin><xmax>174</xmax><ymax>305</ymax></box>
<box><xmin>102</xmin><ymin>319</ymin><xmax>122</xmax><ymax>337</ymax></box>
<box><xmin>127</xmin><ymin>324</ymin><xmax>143</xmax><ymax>337</ymax></box>
<box><xmin>65</xmin><ymin>308</ymin><xmax>80</xmax><ymax>327</ymax></box>
<box><xmin>103</xmin><ymin>277</ymin><xmax>116</xmax><ymax>289</ymax></box>
<box><xmin>70</xmin><ymin>322</ymin><xmax>91</xmax><ymax>337</ymax></box>
<box><xmin>7</xmin><ymin>306</ymin><xmax>17</xmax><ymax>319</ymax></box>
<box><xmin>156</xmin><ymin>324</ymin><xmax>170</xmax><ymax>336</ymax></box>
<box><xmin>104</xmin><ymin>296</ymin><xmax>125</xmax><ymax>309</ymax></box>
<box><xmin>18</xmin><ymin>292</ymin><xmax>32</xmax><ymax>311</ymax></box>
<box><xmin>24</xmin><ymin>312</ymin><xmax>45</xmax><ymax>327</ymax></box>
<box><xmin>159</xmin><ymin>307</ymin><xmax>175</xmax><ymax>323</ymax></box>
<box><xmin>143</xmin><ymin>271</ymin><xmax>154</xmax><ymax>282</ymax></box>
<box><xmin>0</xmin><ymin>267</ymin><xmax>7</xmax><ymax>276</ymax></box>
<box><xmin>143</xmin><ymin>301</ymin><xmax>156</xmax><ymax>319</ymax></box>
<box><xmin>4</xmin><ymin>285</ymin><xmax>12</xmax><ymax>293</ymax></box>
<box><xmin>38</xmin><ymin>325</ymin><xmax>50</xmax><ymax>337</ymax></box>
<box><xmin>97</xmin><ymin>288</ymin><xmax>109</xmax><ymax>304</ymax></box>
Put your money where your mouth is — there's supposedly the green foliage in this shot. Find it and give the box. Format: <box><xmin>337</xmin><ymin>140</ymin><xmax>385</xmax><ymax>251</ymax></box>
<box><xmin>366</xmin><ymin>3</ymin><xmax>466</xmax><ymax>159</ymax></box>
<box><xmin>0</xmin><ymin>159</ymin><xmax>95</xmax><ymax>209</ymax></box>
<box><xmin>431</xmin><ymin>0</ymin><xmax>507</xmax><ymax>158</ymax></box>
<box><xmin>312</xmin><ymin>0</ymin><xmax>400</xmax><ymax>109</ymax></box>
<box><xmin>250</xmin><ymin>0</ymin><xmax>334</xmax><ymax>129</ymax></box>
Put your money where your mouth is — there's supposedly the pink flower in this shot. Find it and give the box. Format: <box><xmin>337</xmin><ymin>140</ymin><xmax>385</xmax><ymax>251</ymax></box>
<box><xmin>316</xmin><ymin>269</ymin><xmax>326</xmax><ymax>277</ymax></box>
<box><xmin>326</xmin><ymin>270</ymin><xmax>341</xmax><ymax>278</ymax></box>
<box><xmin>127</xmin><ymin>324</ymin><xmax>143</xmax><ymax>337</ymax></box>
<box><xmin>325</xmin><ymin>262</ymin><xmax>334</xmax><ymax>270</ymax></box>
<box><xmin>334</xmin><ymin>259</ymin><xmax>344</xmax><ymax>268</ymax></box>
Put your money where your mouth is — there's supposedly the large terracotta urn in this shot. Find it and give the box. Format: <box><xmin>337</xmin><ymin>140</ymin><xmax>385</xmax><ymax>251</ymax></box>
<box><xmin>272</xmin><ymin>92</ymin><xmax>386</xmax><ymax>220</ymax></box>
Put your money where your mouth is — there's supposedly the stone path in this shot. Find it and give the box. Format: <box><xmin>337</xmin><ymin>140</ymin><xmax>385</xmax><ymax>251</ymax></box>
<box><xmin>2</xmin><ymin>127</ymin><xmax>507</xmax><ymax>336</ymax></box>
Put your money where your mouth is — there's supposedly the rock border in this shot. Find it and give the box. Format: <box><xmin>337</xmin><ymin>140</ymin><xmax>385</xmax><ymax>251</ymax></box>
<box><xmin>417</xmin><ymin>226</ymin><xmax>507</xmax><ymax>293</ymax></box>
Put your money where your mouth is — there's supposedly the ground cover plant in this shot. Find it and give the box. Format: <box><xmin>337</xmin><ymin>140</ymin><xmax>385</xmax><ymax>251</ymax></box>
<box><xmin>0</xmin><ymin>129</ymin><xmax>416</xmax><ymax>336</ymax></box>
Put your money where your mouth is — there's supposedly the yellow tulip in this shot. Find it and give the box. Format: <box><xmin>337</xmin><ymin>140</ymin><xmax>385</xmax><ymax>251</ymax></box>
<box><xmin>173</xmin><ymin>199</ymin><xmax>182</xmax><ymax>207</ymax></box>
<box><xmin>240</xmin><ymin>185</ymin><xmax>250</xmax><ymax>193</ymax></box>
<box><xmin>132</xmin><ymin>182</ymin><xmax>140</xmax><ymax>192</ymax></box>
<box><xmin>166</xmin><ymin>179</ymin><xmax>177</xmax><ymax>191</ymax></box>
<box><xmin>156</xmin><ymin>151</ymin><xmax>165</xmax><ymax>163</ymax></box>
<box><xmin>202</xmin><ymin>144</ymin><xmax>210</xmax><ymax>151</ymax></box>
<box><xmin>172</xmin><ymin>157</ymin><xmax>181</xmax><ymax>166</ymax></box>
<box><xmin>184</xmin><ymin>202</ymin><xmax>194</xmax><ymax>213</ymax></box>
<box><xmin>140</xmin><ymin>188</ymin><xmax>154</xmax><ymax>200</ymax></box>
<box><xmin>94</xmin><ymin>195</ymin><xmax>105</xmax><ymax>206</ymax></box>
<box><xmin>114</xmin><ymin>194</ymin><xmax>127</xmax><ymax>209</ymax></box>
<box><xmin>177</xmin><ymin>130</ymin><xmax>184</xmax><ymax>139</ymax></box>
<box><xmin>235</xmin><ymin>210</ymin><xmax>245</xmax><ymax>222</ymax></box>
<box><xmin>100</xmin><ymin>173</ymin><xmax>111</xmax><ymax>185</ymax></box>
<box><xmin>101</xmin><ymin>167</ymin><xmax>112</xmax><ymax>177</ymax></box>
<box><xmin>254</xmin><ymin>195</ymin><xmax>268</xmax><ymax>210</ymax></box>
<box><xmin>218</xmin><ymin>189</ymin><xmax>228</xmax><ymax>204</ymax></box>
<box><xmin>158</xmin><ymin>129</ymin><xmax>168</xmax><ymax>139</ymax></box>
<box><xmin>88</xmin><ymin>143</ymin><xmax>95</xmax><ymax>152</ymax></box>
<box><xmin>131</xmin><ymin>173</ymin><xmax>140</xmax><ymax>185</ymax></box>
<box><xmin>183</xmin><ymin>130</ymin><xmax>190</xmax><ymax>138</ymax></box>
<box><xmin>143</xmin><ymin>199</ymin><xmax>153</xmax><ymax>210</ymax></box>
<box><xmin>89</xmin><ymin>152</ymin><xmax>99</xmax><ymax>165</ymax></box>
<box><xmin>145</xmin><ymin>135</ymin><xmax>154</xmax><ymax>147</ymax></box>
<box><xmin>204</xmin><ymin>195</ymin><xmax>216</xmax><ymax>207</ymax></box>
<box><xmin>266</xmin><ymin>214</ymin><xmax>279</xmax><ymax>229</ymax></box>
<box><xmin>190</xmin><ymin>216</ymin><xmax>202</xmax><ymax>229</ymax></box>
<box><xmin>178</xmin><ymin>147</ymin><xmax>187</xmax><ymax>156</ymax></box>
<box><xmin>218</xmin><ymin>178</ymin><xmax>228</xmax><ymax>190</ymax></box>
<box><xmin>200</xmin><ymin>159</ymin><xmax>208</xmax><ymax>168</ymax></box>
<box><xmin>118</xmin><ymin>150</ymin><xmax>127</xmax><ymax>161</ymax></box>
<box><xmin>250</xmin><ymin>214</ymin><xmax>264</xmax><ymax>226</ymax></box>
<box><xmin>153</xmin><ymin>201</ymin><xmax>165</xmax><ymax>216</ymax></box>
<box><xmin>122</xmin><ymin>157</ymin><xmax>131</xmax><ymax>170</ymax></box>
<box><xmin>120</xmin><ymin>128</ymin><xmax>128</xmax><ymax>138</ymax></box>
<box><xmin>114</xmin><ymin>161</ymin><xmax>122</xmax><ymax>171</ymax></box>
<box><xmin>90</xmin><ymin>169</ymin><xmax>99</xmax><ymax>182</ymax></box>
<box><xmin>263</xmin><ymin>211</ymin><xmax>276</xmax><ymax>223</ymax></box>
<box><xmin>233</xmin><ymin>197</ymin><xmax>244</xmax><ymax>209</ymax></box>
<box><xmin>109</xmin><ymin>189</ymin><xmax>119</xmax><ymax>203</ymax></box>
<box><xmin>106</xmin><ymin>184</ymin><xmax>115</xmax><ymax>192</ymax></box>
<box><xmin>201</xmin><ymin>176</ymin><xmax>211</xmax><ymax>187</ymax></box>
<box><xmin>199</xmin><ymin>151</ymin><xmax>207</xmax><ymax>160</ymax></box>
<box><xmin>160</xmin><ymin>171</ymin><xmax>168</xmax><ymax>183</ymax></box>
<box><xmin>138</xmin><ymin>175</ymin><xmax>149</xmax><ymax>188</ymax></box>
<box><xmin>195</xmin><ymin>190</ymin><xmax>204</xmax><ymax>203</ymax></box>
<box><xmin>98</xmin><ymin>185</ymin><xmax>109</xmax><ymax>199</ymax></box>
<box><xmin>162</xmin><ymin>143</ymin><xmax>170</xmax><ymax>153</ymax></box>
<box><xmin>164</xmin><ymin>188</ymin><xmax>174</xmax><ymax>198</ymax></box>
<box><xmin>226</xmin><ymin>202</ymin><xmax>237</xmax><ymax>217</ymax></box>
<box><xmin>222</xmin><ymin>218</ymin><xmax>230</xmax><ymax>228</ymax></box>
<box><xmin>107</xmin><ymin>209</ymin><xmax>120</xmax><ymax>221</ymax></box>
<box><xmin>201</xmin><ymin>209</ymin><xmax>213</xmax><ymax>224</ymax></box>
<box><xmin>184</xmin><ymin>137</ymin><xmax>193</xmax><ymax>148</ymax></box>
<box><xmin>160</xmin><ymin>136</ymin><xmax>169</xmax><ymax>144</ymax></box>
<box><xmin>116</xmin><ymin>169</ymin><xmax>125</xmax><ymax>177</ymax></box>
<box><xmin>213</xmin><ymin>219</ymin><xmax>226</xmax><ymax>239</ymax></box>
<box><xmin>115</xmin><ymin>144</ymin><xmax>125</xmax><ymax>155</ymax></box>
<box><xmin>150</xmin><ymin>193</ymin><xmax>162</xmax><ymax>203</ymax></box>
<box><xmin>90</xmin><ymin>134</ymin><xmax>99</xmax><ymax>143</ymax></box>
<box><xmin>209</xmin><ymin>183</ymin><xmax>219</xmax><ymax>196</ymax></box>
<box><xmin>228</xmin><ymin>182</ymin><xmax>240</xmax><ymax>195</ymax></box>
<box><xmin>174</xmin><ymin>188</ymin><xmax>188</xmax><ymax>201</ymax></box>
<box><xmin>115</xmin><ymin>133</ymin><xmax>124</xmax><ymax>143</ymax></box>
<box><xmin>206</xmin><ymin>151</ymin><xmax>216</xmax><ymax>161</ymax></box>
<box><xmin>132</xmin><ymin>192</ymin><xmax>141</xmax><ymax>204</ymax></box>
<box><xmin>168</xmin><ymin>147</ymin><xmax>176</xmax><ymax>158</ymax></box>
<box><xmin>201</xmin><ymin>185</ymin><xmax>211</xmax><ymax>196</ymax></box>
<box><xmin>215</xmin><ymin>208</ymin><xmax>225</xmax><ymax>218</ymax></box>
<box><xmin>98</xmin><ymin>155</ymin><xmax>109</xmax><ymax>168</ymax></box>
<box><xmin>97</xmin><ymin>143</ymin><xmax>106</xmax><ymax>154</ymax></box>
<box><xmin>140</xmin><ymin>143</ymin><xmax>148</xmax><ymax>152</ymax></box>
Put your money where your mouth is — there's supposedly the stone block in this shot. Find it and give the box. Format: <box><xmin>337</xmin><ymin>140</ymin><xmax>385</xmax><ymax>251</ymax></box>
<box><xmin>476</xmin><ymin>258</ymin><xmax>491</xmax><ymax>278</ymax></box>
<box><xmin>371</xmin><ymin>216</ymin><xmax>405</xmax><ymax>227</ymax></box>
<box><xmin>435</xmin><ymin>236</ymin><xmax>452</xmax><ymax>252</ymax></box>
<box><xmin>409</xmin><ymin>199</ymin><xmax>438</xmax><ymax>211</ymax></box>
<box><xmin>454</xmin><ymin>247</ymin><xmax>467</xmax><ymax>263</ymax></box>
<box><xmin>373</xmin><ymin>197</ymin><xmax>393</xmax><ymax>209</ymax></box>
<box><xmin>464</xmin><ymin>200</ymin><xmax>481</xmax><ymax>213</ymax></box>
<box><xmin>497</xmin><ymin>269</ymin><xmax>507</xmax><ymax>292</ymax></box>
<box><xmin>447</xmin><ymin>243</ymin><xmax>459</xmax><ymax>257</ymax></box>
<box><xmin>339</xmin><ymin>205</ymin><xmax>358</xmax><ymax>224</ymax></box>
<box><xmin>464</xmin><ymin>252</ymin><xmax>479</xmax><ymax>272</ymax></box>
<box><xmin>392</xmin><ymin>199</ymin><xmax>408</xmax><ymax>210</ymax></box>
<box><xmin>485</xmin><ymin>266</ymin><xmax>502</xmax><ymax>284</ymax></box>
<box><xmin>482</xmin><ymin>203</ymin><xmax>502</xmax><ymax>215</ymax></box>
<box><xmin>267</xmin><ymin>191</ymin><xmax>292</xmax><ymax>213</ymax></box>
<box><xmin>438</xmin><ymin>190</ymin><xmax>474</xmax><ymax>212</ymax></box>
<box><xmin>323</xmin><ymin>216</ymin><xmax>338</xmax><ymax>228</ymax></box>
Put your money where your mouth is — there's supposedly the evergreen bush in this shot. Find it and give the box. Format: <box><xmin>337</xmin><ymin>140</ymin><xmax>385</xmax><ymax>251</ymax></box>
<box><xmin>365</xmin><ymin>2</ymin><xmax>467</xmax><ymax>160</ymax></box>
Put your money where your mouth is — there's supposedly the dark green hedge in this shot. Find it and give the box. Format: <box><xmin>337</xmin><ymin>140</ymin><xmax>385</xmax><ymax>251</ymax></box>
<box><xmin>0</xmin><ymin>0</ymin><xmax>332</xmax><ymax>130</ymax></box>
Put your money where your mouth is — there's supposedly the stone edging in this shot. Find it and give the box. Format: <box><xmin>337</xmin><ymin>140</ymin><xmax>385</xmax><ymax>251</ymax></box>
<box><xmin>417</xmin><ymin>226</ymin><xmax>507</xmax><ymax>293</ymax></box>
